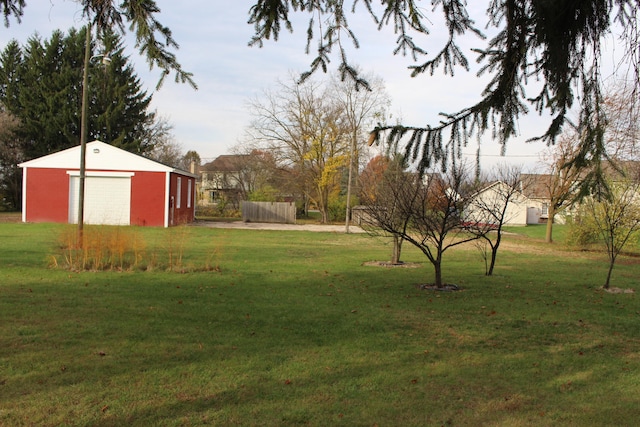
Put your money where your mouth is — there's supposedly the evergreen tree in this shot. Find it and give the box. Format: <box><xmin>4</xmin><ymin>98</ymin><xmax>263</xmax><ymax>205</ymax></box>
<box><xmin>17</xmin><ymin>31</ymin><xmax>81</xmax><ymax>158</ymax></box>
<box><xmin>0</xmin><ymin>107</ymin><xmax>23</xmax><ymax>210</ymax></box>
<box><xmin>0</xmin><ymin>40</ymin><xmax>22</xmax><ymax>112</ymax></box>
<box><xmin>88</xmin><ymin>29</ymin><xmax>153</xmax><ymax>153</ymax></box>
<box><xmin>0</xmin><ymin>27</ymin><xmax>155</xmax><ymax>159</ymax></box>
<box><xmin>1</xmin><ymin>0</ymin><xmax>195</xmax><ymax>89</ymax></box>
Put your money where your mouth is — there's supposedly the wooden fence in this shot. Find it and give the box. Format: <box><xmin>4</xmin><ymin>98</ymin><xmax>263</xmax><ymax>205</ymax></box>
<box><xmin>241</xmin><ymin>201</ymin><xmax>296</xmax><ymax>224</ymax></box>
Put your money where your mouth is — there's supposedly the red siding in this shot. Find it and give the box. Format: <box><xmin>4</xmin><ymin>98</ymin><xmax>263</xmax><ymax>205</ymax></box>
<box><xmin>24</xmin><ymin>166</ymin><xmax>194</xmax><ymax>227</ymax></box>
<box><xmin>130</xmin><ymin>171</ymin><xmax>166</xmax><ymax>227</ymax></box>
<box><xmin>25</xmin><ymin>168</ymin><xmax>69</xmax><ymax>223</ymax></box>
<box><xmin>169</xmin><ymin>173</ymin><xmax>196</xmax><ymax>226</ymax></box>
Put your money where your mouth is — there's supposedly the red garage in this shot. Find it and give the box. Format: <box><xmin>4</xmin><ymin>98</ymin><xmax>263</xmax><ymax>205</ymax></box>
<box><xmin>19</xmin><ymin>140</ymin><xmax>197</xmax><ymax>227</ymax></box>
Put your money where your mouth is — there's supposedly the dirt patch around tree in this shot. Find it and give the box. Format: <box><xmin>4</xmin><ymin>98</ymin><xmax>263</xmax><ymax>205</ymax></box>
<box><xmin>603</xmin><ymin>287</ymin><xmax>635</xmax><ymax>294</ymax></box>
<box><xmin>361</xmin><ymin>261</ymin><xmax>462</xmax><ymax>291</ymax></box>
<box><xmin>362</xmin><ymin>261</ymin><xmax>422</xmax><ymax>268</ymax></box>
<box><xmin>415</xmin><ymin>283</ymin><xmax>462</xmax><ymax>292</ymax></box>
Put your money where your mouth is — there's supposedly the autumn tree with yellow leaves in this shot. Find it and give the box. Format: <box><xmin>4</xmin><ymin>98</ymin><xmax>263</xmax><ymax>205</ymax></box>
<box><xmin>247</xmin><ymin>72</ymin><xmax>389</xmax><ymax>223</ymax></box>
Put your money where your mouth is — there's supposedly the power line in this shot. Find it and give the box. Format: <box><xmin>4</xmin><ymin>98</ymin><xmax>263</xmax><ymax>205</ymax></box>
<box><xmin>461</xmin><ymin>152</ymin><xmax>540</xmax><ymax>158</ymax></box>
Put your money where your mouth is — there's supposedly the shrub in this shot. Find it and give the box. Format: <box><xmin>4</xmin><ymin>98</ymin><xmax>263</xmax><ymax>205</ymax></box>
<box><xmin>328</xmin><ymin>195</ymin><xmax>347</xmax><ymax>222</ymax></box>
<box><xmin>565</xmin><ymin>211</ymin><xmax>601</xmax><ymax>248</ymax></box>
<box><xmin>55</xmin><ymin>225</ymin><xmax>145</xmax><ymax>271</ymax></box>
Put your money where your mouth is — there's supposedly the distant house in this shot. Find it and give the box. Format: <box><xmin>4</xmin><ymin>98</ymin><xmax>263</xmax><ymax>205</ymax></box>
<box><xmin>517</xmin><ymin>163</ymin><xmax>640</xmax><ymax>225</ymax></box>
<box><xmin>464</xmin><ymin>176</ymin><xmax>570</xmax><ymax>226</ymax></box>
<box><xmin>465</xmin><ymin>181</ymin><xmax>531</xmax><ymax>226</ymax></box>
<box><xmin>488</xmin><ymin>164</ymin><xmax>640</xmax><ymax>226</ymax></box>
<box><xmin>198</xmin><ymin>154</ymin><xmax>248</xmax><ymax>207</ymax></box>
<box><xmin>519</xmin><ymin>173</ymin><xmax>571</xmax><ymax>225</ymax></box>
<box><xmin>19</xmin><ymin>140</ymin><xmax>197</xmax><ymax>227</ymax></box>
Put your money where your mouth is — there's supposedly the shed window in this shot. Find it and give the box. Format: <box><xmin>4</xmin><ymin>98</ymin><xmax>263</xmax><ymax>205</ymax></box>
<box><xmin>176</xmin><ymin>177</ymin><xmax>182</xmax><ymax>208</ymax></box>
<box><xmin>187</xmin><ymin>179</ymin><xmax>192</xmax><ymax>208</ymax></box>
<box><xmin>542</xmin><ymin>203</ymin><xmax>548</xmax><ymax>216</ymax></box>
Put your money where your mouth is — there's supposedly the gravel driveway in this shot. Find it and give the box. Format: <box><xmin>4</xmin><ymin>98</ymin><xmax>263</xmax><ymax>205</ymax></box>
<box><xmin>192</xmin><ymin>220</ymin><xmax>365</xmax><ymax>233</ymax></box>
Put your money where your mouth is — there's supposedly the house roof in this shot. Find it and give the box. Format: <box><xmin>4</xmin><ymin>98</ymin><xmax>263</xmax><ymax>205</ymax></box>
<box><xmin>602</xmin><ymin>160</ymin><xmax>640</xmax><ymax>181</ymax></box>
<box><xmin>19</xmin><ymin>140</ymin><xmax>197</xmax><ymax>177</ymax></box>
<box><xmin>201</xmin><ymin>154</ymin><xmax>249</xmax><ymax>172</ymax></box>
<box><xmin>471</xmin><ymin>180</ymin><xmax>509</xmax><ymax>196</ymax></box>
<box><xmin>520</xmin><ymin>160</ymin><xmax>640</xmax><ymax>199</ymax></box>
<box><xmin>519</xmin><ymin>174</ymin><xmax>554</xmax><ymax>199</ymax></box>
<box><xmin>468</xmin><ymin>180</ymin><xmax>531</xmax><ymax>202</ymax></box>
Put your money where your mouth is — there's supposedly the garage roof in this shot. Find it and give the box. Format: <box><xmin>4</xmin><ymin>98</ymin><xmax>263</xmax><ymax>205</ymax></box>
<box><xmin>19</xmin><ymin>140</ymin><xmax>196</xmax><ymax>177</ymax></box>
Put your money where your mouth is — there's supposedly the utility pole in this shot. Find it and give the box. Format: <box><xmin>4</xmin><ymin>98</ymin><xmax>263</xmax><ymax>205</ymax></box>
<box><xmin>344</xmin><ymin>128</ymin><xmax>357</xmax><ymax>233</ymax></box>
<box><xmin>78</xmin><ymin>23</ymin><xmax>91</xmax><ymax>248</ymax></box>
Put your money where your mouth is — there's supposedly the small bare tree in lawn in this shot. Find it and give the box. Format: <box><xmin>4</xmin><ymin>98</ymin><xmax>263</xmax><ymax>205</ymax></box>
<box><xmin>358</xmin><ymin>154</ymin><xmax>410</xmax><ymax>264</ymax></box>
<box><xmin>364</xmin><ymin>160</ymin><xmax>479</xmax><ymax>288</ymax></box>
<box><xmin>573</xmin><ymin>176</ymin><xmax>640</xmax><ymax>289</ymax></box>
<box><xmin>465</xmin><ymin>164</ymin><xmax>528</xmax><ymax>276</ymax></box>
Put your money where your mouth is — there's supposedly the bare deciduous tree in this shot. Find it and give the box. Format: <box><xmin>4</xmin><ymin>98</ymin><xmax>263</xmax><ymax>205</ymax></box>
<box><xmin>537</xmin><ymin>132</ymin><xmax>584</xmax><ymax>243</ymax></box>
<box><xmin>358</xmin><ymin>154</ymin><xmax>408</xmax><ymax>265</ymax></box>
<box><xmin>247</xmin><ymin>75</ymin><xmax>345</xmax><ymax>222</ymax></box>
<box><xmin>538</xmin><ymin>82</ymin><xmax>640</xmax><ymax>243</ymax></box>
<box><xmin>465</xmin><ymin>164</ymin><xmax>528</xmax><ymax>275</ymax></box>
<box><xmin>227</xmin><ymin>145</ymin><xmax>282</xmax><ymax>202</ymax></box>
<box><xmin>577</xmin><ymin>175</ymin><xmax>640</xmax><ymax>289</ymax></box>
<box><xmin>143</xmin><ymin>115</ymin><xmax>187</xmax><ymax>169</ymax></box>
<box><xmin>329</xmin><ymin>72</ymin><xmax>391</xmax><ymax>231</ymax></box>
<box><xmin>603</xmin><ymin>81</ymin><xmax>640</xmax><ymax>161</ymax></box>
<box><xmin>361</xmin><ymin>160</ymin><xmax>479</xmax><ymax>288</ymax></box>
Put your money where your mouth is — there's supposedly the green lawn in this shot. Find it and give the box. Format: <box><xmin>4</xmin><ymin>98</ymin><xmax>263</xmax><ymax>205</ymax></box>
<box><xmin>503</xmin><ymin>223</ymin><xmax>568</xmax><ymax>242</ymax></box>
<box><xmin>1</xmin><ymin>222</ymin><xmax>639</xmax><ymax>426</ymax></box>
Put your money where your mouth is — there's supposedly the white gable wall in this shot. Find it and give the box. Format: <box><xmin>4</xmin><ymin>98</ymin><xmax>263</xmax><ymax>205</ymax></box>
<box><xmin>18</xmin><ymin>141</ymin><xmax>179</xmax><ymax>173</ymax></box>
<box><xmin>465</xmin><ymin>182</ymin><xmax>530</xmax><ymax>226</ymax></box>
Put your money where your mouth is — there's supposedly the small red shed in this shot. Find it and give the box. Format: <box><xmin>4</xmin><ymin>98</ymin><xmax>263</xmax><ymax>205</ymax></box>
<box><xmin>19</xmin><ymin>140</ymin><xmax>197</xmax><ymax>227</ymax></box>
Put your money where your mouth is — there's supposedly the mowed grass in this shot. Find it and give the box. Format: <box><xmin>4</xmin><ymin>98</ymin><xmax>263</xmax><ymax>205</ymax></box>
<box><xmin>1</xmin><ymin>222</ymin><xmax>639</xmax><ymax>426</ymax></box>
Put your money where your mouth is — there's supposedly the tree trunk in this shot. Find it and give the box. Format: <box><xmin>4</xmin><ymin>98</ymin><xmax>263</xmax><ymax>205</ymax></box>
<box><xmin>433</xmin><ymin>260</ymin><xmax>443</xmax><ymax>288</ymax></box>
<box><xmin>318</xmin><ymin>186</ymin><xmax>330</xmax><ymax>224</ymax></box>
<box><xmin>320</xmin><ymin>207</ymin><xmax>329</xmax><ymax>224</ymax></box>
<box><xmin>487</xmin><ymin>232</ymin><xmax>502</xmax><ymax>276</ymax></box>
<box><xmin>545</xmin><ymin>205</ymin><xmax>556</xmax><ymax>243</ymax></box>
<box><xmin>604</xmin><ymin>257</ymin><xmax>616</xmax><ymax>289</ymax></box>
<box><xmin>391</xmin><ymin>235</ymin><xmax>403</xmax><ymax>264</ymax></box>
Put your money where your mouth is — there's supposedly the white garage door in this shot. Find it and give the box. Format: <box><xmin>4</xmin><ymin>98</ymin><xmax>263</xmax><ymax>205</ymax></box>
<box><xmin>69</xmin><ymin>174</ymin><xmax>132</xmax><ymax>225</ymax></box>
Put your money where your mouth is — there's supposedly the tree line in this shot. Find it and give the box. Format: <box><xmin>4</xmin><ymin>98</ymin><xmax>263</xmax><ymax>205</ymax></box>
<box><xmin>228</xmin><ymin>75</ymin><xmax>639</xmax><ymax>290</ymax></box>
<box><xmin>1</xmin><ymin>1</ymin><xmax>196</xmax><ymax>212</ymax></box>
<box><xmin>0</xmin><ymin>27</ymin><xmax>192</xmax><ymax>211</ymax></box>
<box><xmin>357</xmin><ymin>152</ymin><xmax>639</xmax><ymax>290</ymax></box>
<box><xmin>224</xmin><ymin>71</ymin><xmax>390</xmax><ymax>224</ymax></box>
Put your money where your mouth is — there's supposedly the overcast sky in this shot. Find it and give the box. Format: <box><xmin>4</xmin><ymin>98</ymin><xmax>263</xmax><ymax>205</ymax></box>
<box><xmin>0</xmin><ymin>1</ymin><xmax>629</xmax><ymax>171</ymax></box>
